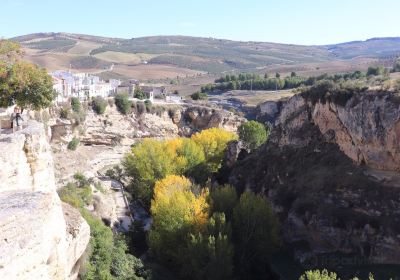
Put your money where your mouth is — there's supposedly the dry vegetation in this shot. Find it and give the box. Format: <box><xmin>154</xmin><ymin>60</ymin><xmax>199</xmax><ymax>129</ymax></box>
<box><xmin>112</xmin><ymin>64</ymin><xmax>204</xmax><ymax>80</ymax></box>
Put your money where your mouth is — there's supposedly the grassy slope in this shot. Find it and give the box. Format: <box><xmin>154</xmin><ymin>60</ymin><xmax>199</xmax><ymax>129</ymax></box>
<box><xmin>13</xmin><ymin>33</ymin><xmax>400</xmax><ymax>79</ymax></box>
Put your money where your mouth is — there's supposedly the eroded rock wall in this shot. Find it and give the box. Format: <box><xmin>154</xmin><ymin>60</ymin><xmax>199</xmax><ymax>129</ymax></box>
<box><xmin>227</xmin><ymin>90</ymin><xmax>400</xmax><ymax>267</ymax></box>
<box><xmin>0</xmin><ymin>121</ymin><xmax>90</xmax><ymax>280</ymax></box>
<box><xmin>260</xmin><ymin>91</ymin><xmax>400</xmax><ymax>171</ymax></box>
<box><xmin>51</xmin><ymin>104</ymin><xmax>244</xmax><ymax>147</ymax></box>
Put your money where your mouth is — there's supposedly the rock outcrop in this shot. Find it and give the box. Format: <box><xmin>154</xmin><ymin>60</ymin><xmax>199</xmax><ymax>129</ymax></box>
<box><xmin>52</xmin><ymin>104</ymin><xmax>244</xmax><ymax>147</ymax></box>
<box><xmin>226</xmin><ymin>89</ymin><xmax>400</xmax><ymax>270</ymax></box>
<box><xmin>0</xmin><ymin>121</ymin><xmax>90</xmax><ymax>280</ymax></box>
<box><xmin>259</xmin><ymin>90</ymin><xmax>400</xmax><ymax>171</ymax></box>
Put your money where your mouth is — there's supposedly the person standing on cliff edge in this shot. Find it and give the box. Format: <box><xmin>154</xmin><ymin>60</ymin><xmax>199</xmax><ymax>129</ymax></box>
<box><xmin>11</xmin><ymin>106</ymin><xmax>24</xmax><ymax>131</ymax></box>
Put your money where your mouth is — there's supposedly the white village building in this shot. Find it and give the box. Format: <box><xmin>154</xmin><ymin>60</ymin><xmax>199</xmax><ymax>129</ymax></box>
<box><xmin>51</xmin><ymin>71</ymin><xmax>121</xmax><ymax>102</ymax></box>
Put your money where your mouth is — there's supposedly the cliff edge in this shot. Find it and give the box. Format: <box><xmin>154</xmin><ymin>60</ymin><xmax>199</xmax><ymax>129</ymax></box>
<box><xmin>0</xmin><ymin>121</ymin><xmax>90</xmax><ymax>280</ymax></box>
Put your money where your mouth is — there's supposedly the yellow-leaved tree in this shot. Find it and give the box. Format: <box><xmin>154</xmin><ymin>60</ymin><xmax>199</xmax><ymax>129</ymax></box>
<box><xmin>148</xmin><ymin>175</ymin><xmax>209</xmax><ymax>264</ymax></box>
<box><xmin>191</xmin><ymin>128</ymin><xmax>237</xmax><ymax>172</ymax></box>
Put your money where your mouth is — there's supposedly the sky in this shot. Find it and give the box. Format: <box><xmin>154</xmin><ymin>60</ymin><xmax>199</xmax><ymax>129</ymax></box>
<box><xmin>1</xmin><ymin>0</ymin><xmax>399</xmax><ymax>45</ymax></box>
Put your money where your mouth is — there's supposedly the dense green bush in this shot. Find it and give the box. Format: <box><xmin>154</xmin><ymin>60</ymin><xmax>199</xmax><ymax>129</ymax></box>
<box><xmin>191</xmin><ymin>91</ymin><xmax>208</xmax><ymax>100</ymax></box>
<box><xmin>67</xmin><ymin>137</ymin><xmax>80</xmax><ymax>151</ymax></box>
<box><xmin>134</xmin><ymin>85</ymin><xmax>146</xmax><ymax>100</ymax></box>
<box><xmin>210</xmin><ymin>185</ymin><xmax>238</xmax><ymax>220</ymax></box>
<box><xmin>367</xmin><ymin>66</ymin><xmax>386</xmax><ymax>76</ymax></box>
<box><xmin>238</xmin><ymin>121</ymin><xmax>268</xmax><ymax>150</ymax></box>
<box><xmin>92</xmin><ymin>96</ymin><xmax>108</xmax><ymax>115</ymax></box>
<box><xmin>114</xmin><ymin>93</ymin><xmax>132</xmax><ymax>115</ymax></box>
<box><xmin>71</xmin><ymin>97</ymin><xmax>81</xmax><ymax>112</ymax></box>
<box><xmin>58</xmin><ymin>182</ymin><xmax>92</xmax><ymax>208</ymax></box>
<box><xmin>60</xmin><ymin>107</ymin><xmax>69</xmax><ymax>119</ymax></box>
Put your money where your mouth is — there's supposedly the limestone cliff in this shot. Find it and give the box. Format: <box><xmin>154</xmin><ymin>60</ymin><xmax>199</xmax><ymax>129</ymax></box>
<box><xmin>0</xmin><ymin>121</ymin><xmax>90</xmax><ymax>280</ymax></box>
<box><xmin>51</xmin><ymin>103</ymin><xmax>244</xmax><ymax>147</ymax></box>
<box><xmin>227</xmin><ymin>89</ymin><xmax>400</xmax><ymax>268</ymax></box>
<box><xmin>259</xmin><ymin>90</ymin><xmax>400</xmax><ymax>171</ymax></box>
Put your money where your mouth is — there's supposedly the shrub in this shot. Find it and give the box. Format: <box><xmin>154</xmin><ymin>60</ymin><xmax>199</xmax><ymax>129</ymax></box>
<box><xmin>238</xmin><ymin>121</ymin><xmax>268</xmax><ymax>150</ymax></box>
<box><xmin>367</xmin><ymin>66</ymin><xmax>385</xmax><ymax>76</ymax></box>
<box><xmin>105</xmin><ymin>165</ymin><xmax>124</xmax><ymax>181</ymax></box>
<box><xmin>92</xmin><ymin>96</ymin><xmax>107</xmax><ymax>115</ymax></box>
<box><xmin>73</xmin><ymin>172</ymin><xmax>92</xmax><ymax>187</ymax></box>
<box><xmin>67</xmin><ymin>137</ymin><xmax>80</xmax><ymax>151</ymax></box>
<box><xmin>71</xmin><ymin>97</ymin><xmax>81</xmax><ymax>112</ymax></box>
<box><xmin>299</xmin><ymin>269</ymin><xmax>338</xmax><ymax>280</ymax></box>
<box><xmin>57</xmin><ymin>182</ymin><xmax>92</xmax><ymax>208</ymax></box>
<box><xmin>191</xmin><ymin>91</ymin><xmax>207</xmax><ymax>100</ymax></box>
<box><xmin>134</xmin><ymin>85</ymin><xmax>146</xmax><ymax>100</ymax></box>
<box><xmin>60</xmin><ymin>107</ymin><xmax>69</xmax><ymax>119</ymax></box>
<box><xmin>114</xmin><ymin>93</ymin><xmax>132</xmax><ymax>115</ymax></box>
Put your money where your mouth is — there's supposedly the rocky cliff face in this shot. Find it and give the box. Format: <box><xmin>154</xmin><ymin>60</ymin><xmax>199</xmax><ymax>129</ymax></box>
<box><xmin>51</xmin><ymin>104</ymin><xmax>244</xmax><ymax>147</ymax></box>
<box><xmin>260</xmin><ymin>90</ymin><xmax>400</xmax><ymax>171</ymax></box>
<box><xmin>0</xmin><ymin>121</ymin><xmax>90</xmax><ymax>280</ymax></box>
<box><xmin>227</xmin><ymin>90</ymin><xmax>400</xmax><ymax>268</ymax></box>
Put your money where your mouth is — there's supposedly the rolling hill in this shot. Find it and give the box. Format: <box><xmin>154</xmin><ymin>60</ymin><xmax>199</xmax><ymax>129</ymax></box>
<box><xmin>10</xmin><ymin>32</ymin><xmax>400</xmax><ymax>81</ymax></box>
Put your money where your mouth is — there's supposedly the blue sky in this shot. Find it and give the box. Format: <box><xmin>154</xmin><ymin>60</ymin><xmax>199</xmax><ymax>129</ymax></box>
<box><xmin>1</xmin><ymin>0</ymin><xmax>399</xmax><ymax>45</ymax></box>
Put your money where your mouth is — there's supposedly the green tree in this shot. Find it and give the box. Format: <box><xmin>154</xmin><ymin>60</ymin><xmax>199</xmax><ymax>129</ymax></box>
<box><xmin>238</xmin><ymin>121</ymin><xmax>268</xmax><ymax>150</ymax></box>
<box><xmin>111</xmin><ymin>235</ymin><xmax>146</xmax><ymax>280</ymax></box>
<box><xmin>210</xmin><ymin>185</ymin><xmax>238</xmax><ymax>220</ymax></box>
<box><xmin>191</xmin><ymin>128</ymin><xmax>237</xmax><ymax>172</ymax></box>
<box><xmin>275</xmin><ymin>72</ymin><xmax>281</xmax><ymax>79</ymax></box>
<box><xmin>71</xmin><ymin>97</ymin><xmax>81</xmax><ymax>112</ymax></box>
<box><xmin>191</xmin><ymin>91</ymin><xmax>207</xmax><ymax>100</ymax></box>
<box><xmin>367</xmin><ymin>66</ymin><xmax>384</xmax><ymax>76</ymax></box>
<box><xmin>134</xmin><ymin>85</ymin><xmax>146</xmax><ymax>100</ymax></box>
<box><xmin>232</xmin><ymin>192</ymin><xmax>280</xmax><ymax>279</ymax></box>
<box><xmin>177</xmin><ymin>138</ymin><xmax>207</xmax><ymax>183</ymax></box>
<box><xmin>0</xmin><ymin>61</ymin><xmax>55</xmax><ymax>110</ymax></box>
<box><xmin>148</xmin><ymin>175</ymin><xmax>209</xmax><ymax>265</ymax></box>
<box><xmin>92</xmin><ymin>96</ymin><xmax>107</xmax><ymax>114</ymax></box>
<box><xmin>180</xmin><ymin>213</ymin><xmax>234</xmax><ymax>280</ymax></box>
<box><xmin>291</xmin><ymin>71</ymin><xmax>297</xmax><ymax>77</ymax></box>
<box><xmin>115</xmin><ymin>93</ymin><xmax>132</xmax><ymax>115</ymax></box>
<box><xmin>123</xmin><ymin>139</ymin><xmax>176</xmax><ymax>206</ymax></box>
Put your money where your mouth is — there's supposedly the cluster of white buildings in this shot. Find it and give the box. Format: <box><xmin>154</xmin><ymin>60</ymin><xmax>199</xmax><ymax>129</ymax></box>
<box><xmin>51</xmin><ymin>71</ymin><xmax>121</xmax><ymax>103</ymax></box>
